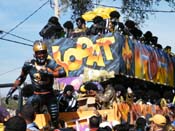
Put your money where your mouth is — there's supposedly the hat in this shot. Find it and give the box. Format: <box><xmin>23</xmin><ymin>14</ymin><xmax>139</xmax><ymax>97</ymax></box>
<box><xmin>79</xmin><ymin>85</ymin><xmax>86</xmax><ymax>93</ymax></box>
<box><xmin>63</xmin><ymin>21</ymin><xmax>74</xmax><ymax>30</ymax></box>
<box><xmin>144</xmin><ymin>31</ymin><xmax>152</xmax><ymax>39</ymax></box>
<box><xmin>165</xmin><ymin>45</ymin><xmax>171</xmax><ymax>50</ymax></box>
<box><xmin>48</xmin><ymin>16</ymin><xmax>58</xmax><ymax>24</ymax></box>
<box><xmin>109</xmin><ymin>11</ymin><xmax>120</xmax><ymax>19</ymax></box>
<box><xmin>125</xmin><ymin>20</ymin><xmax>135</xmax><ymax>29</ymax></box>
<box><xmin>93</xmin><ymin>16</ymin><xmax>104</xmax><ymax>24</ymax></box>
<box><xmin>63</xmin><ymin>85</ymin><xmax>74</xmax><ymax>94</ymax></box>
<box><xmin>149</xmin><ymin>114</ymin><xmax>166</xmax><ymax>126</ymax></box>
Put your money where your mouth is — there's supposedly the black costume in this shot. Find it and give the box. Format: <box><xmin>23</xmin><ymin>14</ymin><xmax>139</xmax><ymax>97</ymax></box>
<box><xmin>57</xmin><ymin>85</ymin><xmax>78</xmax><ymax>112</ymax></box>
<box><xmin>6</xmin><ymin>40</ymin><xmax>66</xmax><ymax>129</ymax></box>
<box><xmin>24</xmin><ymin>59</ymin><xmax>61</xmax><ymax>128</ymax></box>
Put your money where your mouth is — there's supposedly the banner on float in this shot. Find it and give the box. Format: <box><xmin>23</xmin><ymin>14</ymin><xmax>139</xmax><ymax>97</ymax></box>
<box><xmin>46</xmin><ymin>32</ymin><xmax>175</xmax><ymax>87</ymax></box>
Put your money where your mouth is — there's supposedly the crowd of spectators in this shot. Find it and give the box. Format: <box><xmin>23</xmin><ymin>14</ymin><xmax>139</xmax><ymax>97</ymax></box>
<box><xmin>39</xmin><ymin>11</ymin><xmax>174</xmax><ymax>56</ymax></box>
<box><xmin>1</xmin><ymin>77</ymin><xmax>175</xmax><ymax>131</ymax></box>
<box><xmin>53</xmin><ymin>78</ymin><xmax>175</xmax><ymax>131</ymax></box>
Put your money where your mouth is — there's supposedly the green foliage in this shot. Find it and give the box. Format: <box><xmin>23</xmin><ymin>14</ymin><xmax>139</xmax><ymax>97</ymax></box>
<box><xmin>66</xmin><ymin>0</ymin><xmax>175</xmax><ymax>24</ymax></box>
<box><xmin>1</xmin><ymin>97</ymin><xmax>18</xmax><ymax>110</ymax></box>
<box><xmin>121</xmin><ymin>0</ymin><xmax>175</xmax><ymax>24</ymax></box>
<box><xmin>70</xmin><ymin>0</ymin><xmax>95</xmax><ymax>21</ymax></box>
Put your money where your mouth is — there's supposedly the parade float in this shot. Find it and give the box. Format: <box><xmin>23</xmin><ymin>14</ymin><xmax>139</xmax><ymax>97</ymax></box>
<box><xmin>34</xmin><ymin>30</ymin><xmax>175</xmax><ymax>130</ymax></box>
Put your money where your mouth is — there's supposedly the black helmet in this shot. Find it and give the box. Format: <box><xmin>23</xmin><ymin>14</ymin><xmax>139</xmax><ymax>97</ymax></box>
<box><xmin>110</xmin><ymin>11</ymin><xmax>120</xmax><ymax>19</ymax></box>
<box><xmin>48</xmin><ymin>16</ymin><xmax>59</xmax><ymax>24</ymax></box>
<box><xmin>93</xmin><ymin>16</ymin><xmax>103</xmax><ymax>24</ymax></box>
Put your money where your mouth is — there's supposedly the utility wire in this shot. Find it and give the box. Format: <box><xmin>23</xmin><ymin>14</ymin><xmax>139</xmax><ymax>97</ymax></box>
<box><xmin>0</xmin><ymin>1</ymin><xmax>49</xmax><ymax>79</ymax></box>
<box><xmin>0</xmin><ymin>30</ymin><xmax>34</xmax><ymax>43</ymax></box>
<box><xmin>0</xmin><ymin>38</ymin><xmax>32</xmax><ymax>47</ymax></box>
<box><xmin>93</xmin><ymin>3</ymin><xmax>175</xmax><ymax>13</ymax></box>
<box><xmin>0</xmin><ymin>0</ymin><xmax>49</xmax><ymax>38</ymax></box>
<box><xmin>0</xmin><ymin>67</ymin><xmax>21</xmax><ymax>77</ymax></box>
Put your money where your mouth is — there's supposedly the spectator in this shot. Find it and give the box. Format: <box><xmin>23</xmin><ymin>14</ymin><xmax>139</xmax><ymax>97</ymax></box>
<box><xmin>150</xmin><ymin>36</ymin><xmax>158</xmax><ymax>47</ymax></box>
<box><xmin>86</xmin><ymin>16</ymin><xmax>106</xmax><ymax>35</ymax></box>
<box><xmin>164</xmin><ymin>46</ymin><xmax>171</xmax><ymax>54</ymax></box>
<box><xmin>163</xmin><ymin>45</ymin><xmax>174</xmax><ymax>56</ymax></box>
<box><xmin>141</xmin><ymin>31</ymin><xmax>153</xmax><ymax>45</ymax></box>
<box><xmin>135</xmin><ymin>116</ymin><xmax>147</xmax><ymax>131</ymax></box>
<box><xmin>163</xmin><ymin>123</ymin><xmax>175</xmax><ymax>131</ymax></box>
<box><xmin>108</xmin><ymin>10</ymin><xmax>124</xmax><ymax>34</ymax></box>
<box><xmin>155</xmin><ymin>43</ymin><xmax>163</xmax><ymax>50</ymax></box>
<box><xmin>73</xmin><ymin>17</ymin><xmax>87</xmax><ymax>37</ymax></box>
<box><xmin>57</xmin><ymin>85</ymin><xmax>78</xmax><ymax>112</ymax></box>
<box><xmin>4</xmin><ymin>116</ymin><xmax>26</xmax><ymax>131</ymax></box>
<box><xmin>114</xmin><ymin>84</ymin><xmax>126</xmax><ymax>103</ymax></box>
<box><xmin>125</xmin><ymin>87</ymin><xmax>134</xmax><ymax>106</ymax></box>
<box><xmin>125</xmin><ymin>20</ymin><xmax>143</xmax><ymax>40</ymax></box>
<box><xmin>95</xmin><ymin>83</ymin><xmax>116</xmax><ymax>109</ymax></box>
<box><xmin>109</xmin><ymin>10</ymin><xmax>120</xmax><ymax>23</ymax></box>
<box><xmin>20</xmin><ymin>104</ymin><xmax>40</xmax><ymax>131</ymax></box>
<box><xmin>129</xmin><ymin>27</ymin><xmax>143</xmax><ymax>41</ymax></box>
<box><xmin>99</xmin><ymin>113</ymin><xmax>112</xmax><ymax>130</ymax></box>
<box><xmin>63</xmin><ymin>20</ymin><xmax>74</xmax><ymax>38</ymax></box>
<box><xmin>88</xmin><ymin>115</ymin><xmax>101</xmax><ymax>131</ymax></box>
<box><xmin>77</xmin><ymin>82</ymin><xmax>104</xmax><ymax>111</ymax></box>
<box><xmin>113</xmin><ymin>123</ymin><xmax>130</xmax><ymax>131</ymax></box>
<box><xmin>125</xmin><ymin>20</ymin><xmax>135</xmax><ymax>30</ymax></box>
<box><xmin>79</xmin><ymin>82</ymin><xmax>104</xmax><ymax>96</ymax></box>
<box><xmin>6</xmin><ymin>40</ymin><xmax>66</xmax><ymax>129</ymax></box>
<box><xmin>149</xmin><ymin>114</ymin><xmax>167</xmax><ymax>131</ymax></box>
<box><xmin>124</xmin><ymin>19</ymin><xmax>136</xmax><ymax>36</ymax></box>
<box><xmin>39</xmin><ymin>16</ymin><xmax>65</xmax><ymax>40</ymax></box>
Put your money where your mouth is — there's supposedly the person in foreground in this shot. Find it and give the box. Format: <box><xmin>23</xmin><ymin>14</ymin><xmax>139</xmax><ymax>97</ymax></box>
<box><xmin>4</xmin><ymin>116</ymin><xmax>26</xmax><ymax>131</ymax></box>
<box><xmin>20</xmin><ymin>104</ymin><xmax>39</xmax><ymax>131</ymax></box>
<box><xmin>6</xmin><ymin>40</ymin><xmax>66</xmax><ymax>129</ymax></box>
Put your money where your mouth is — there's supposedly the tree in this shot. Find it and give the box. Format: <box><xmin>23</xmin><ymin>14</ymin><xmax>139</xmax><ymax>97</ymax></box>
<box><xmin>64</xmin><ymin>0</ymin><xmax>95</xmax><ymax>21</ymax></box>
<box><xmin>1</xmin><ymin>97</ymin><xmax>18</xmax><ymax>110</ymax></box>
<box><xmin>60</xmin><ymin>0</ymin><xmax>175</xmax><ymax>24</ymax></box>
<box><xmin>121</xmin><ymin>0</ymin><xmax>175</xmax><ymax>24</ymax></box>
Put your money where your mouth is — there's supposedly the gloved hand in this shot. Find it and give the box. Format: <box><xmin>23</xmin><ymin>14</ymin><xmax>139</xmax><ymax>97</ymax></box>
<box><xmin>6</xmin><ymin>88</ymin><xmax>16</xmax><ymax>104</ymax></box>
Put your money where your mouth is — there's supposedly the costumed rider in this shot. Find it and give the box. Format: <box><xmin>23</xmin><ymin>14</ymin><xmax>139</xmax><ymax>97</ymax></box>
<box><xmin>39</xmin><ymin>16</ymin><xmax>65</xmax><ymax>40</ymax></box>
<box><xmin>86</xmin><ymin>16</ymin><xmax>106</xmax><ymax>35</ymax></box>
<box><xmin>108</xmin><ymin>10</ymin><xmax>125</xmax><ymax>34</ymax></box>
<box><xmin>95</xmin><ymin>82</ymin><xmax>116</xmax><ymax>109</ymax></box>
<box><xmin>73</xmin><ymin>17</ymin><xmax>87</xmax><ymax>37</ymax></box>
<box><xmin>57</xmin><ymin>85</ymin><xmax>78</xmax><ymax>112</ymax></box>
<box><xmin>6</xmin><ymin>40</ymin><xmax>66</xmax><ymax>129</ymax></box>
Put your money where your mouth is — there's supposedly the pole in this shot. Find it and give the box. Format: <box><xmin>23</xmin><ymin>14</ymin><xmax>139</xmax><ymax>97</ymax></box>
<box><xmin>0</xmin><ymin>83</ymin><xmax>13</xmax><ymax>88</ymax></box>
<box><xmin>17</xmin><ymin>87</ymin><xmax>23</xmax><ymax>113</ymax></box>
<box><xmin>54</xmin><ymin>0</ymin><xmax>60</xmax><ymax>18</ymax></box>
<box><xmin>0</xmin><ymin>89</ymin><xmax>1</xmax><ymax>105</ymax></box>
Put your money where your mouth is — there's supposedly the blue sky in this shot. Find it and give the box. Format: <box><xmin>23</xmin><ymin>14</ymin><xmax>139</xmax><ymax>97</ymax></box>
<box><xmin>0</xmin><ymin>0</ymin><xmax>175</xmax><ymax>96</ymax></box>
